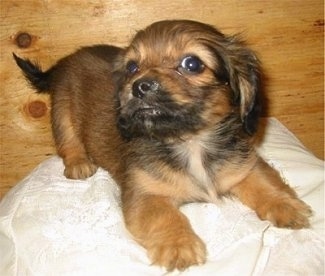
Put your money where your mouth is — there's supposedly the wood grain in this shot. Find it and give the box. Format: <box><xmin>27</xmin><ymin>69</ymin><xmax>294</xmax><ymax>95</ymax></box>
<box><xmin>0</xmin><ymin>0</ymin><xmax>323</xmax><ymax>198</ymax></box>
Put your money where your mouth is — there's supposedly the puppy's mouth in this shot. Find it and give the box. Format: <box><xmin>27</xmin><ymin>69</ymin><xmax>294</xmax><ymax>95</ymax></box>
<box><xmin>117</xmin><ymin>100</ymin><xmax>165</xmax><ymax>136</ymax></box>
<box><xmin>133</xmin><ymin>107</ymin><xmax>162</xmax><ymax>118</ymax></box>
<box><xmin>117</xmin><ymin>95</ymin><xmax>204</xmax><ymax>140</ymax></box>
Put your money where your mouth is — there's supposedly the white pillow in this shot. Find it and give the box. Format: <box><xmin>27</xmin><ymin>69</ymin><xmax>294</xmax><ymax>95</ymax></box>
<box><xmin>0</xmin><ymin>118</ymin><xmax>323</xmax><ymax>275</ymax></box>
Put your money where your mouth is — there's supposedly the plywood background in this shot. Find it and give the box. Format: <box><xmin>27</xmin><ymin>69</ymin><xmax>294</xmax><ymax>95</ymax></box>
<box><xmin>0</xmin><ymin>0</ymin><xmax>323</xmax><ymax>198</ymax></box>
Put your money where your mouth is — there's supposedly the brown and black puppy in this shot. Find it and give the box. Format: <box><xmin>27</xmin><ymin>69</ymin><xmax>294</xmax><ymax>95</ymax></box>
<box><xmin>14</xmin><ymin>20</ymin><xmax>312</xmax><ymax>271</ymax></box>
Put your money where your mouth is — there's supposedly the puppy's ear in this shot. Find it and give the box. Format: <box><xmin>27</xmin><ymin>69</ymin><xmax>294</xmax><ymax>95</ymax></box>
<box><xmin>221</xmin><ymin>36</ymin><xmax>261</xmax><ymax>135</ymax></box>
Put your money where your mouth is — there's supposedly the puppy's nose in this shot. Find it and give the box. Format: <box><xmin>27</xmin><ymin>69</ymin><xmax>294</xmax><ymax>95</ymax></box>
<box><xmin>132</xmin><ymin>79</ymin><xmax>159</xmax><ymax>99</ymax></box>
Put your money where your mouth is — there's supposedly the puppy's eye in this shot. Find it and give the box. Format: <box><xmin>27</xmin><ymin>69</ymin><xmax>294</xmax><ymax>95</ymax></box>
<box><xmin>179</xmin><ymin>56</ymin><xmax>204</xmax><ymax>74</ymax></box>
<box><xmin>126</xmin><ymin>61</ymin><xmax>139</xmax><ymax>75</ymax></box>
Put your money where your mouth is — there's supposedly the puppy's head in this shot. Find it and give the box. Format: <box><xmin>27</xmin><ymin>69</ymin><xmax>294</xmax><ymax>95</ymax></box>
<box><xmin>116</xmin><ymin>20</ymin><xmax>261</xmax><ymax>140</ymax></box>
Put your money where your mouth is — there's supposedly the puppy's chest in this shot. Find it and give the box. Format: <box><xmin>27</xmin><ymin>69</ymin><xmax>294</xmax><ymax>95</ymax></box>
<box><xmin>173</xmin><ymin>139</ymin><xmax>214</xmax><ymax>188</ymax></box>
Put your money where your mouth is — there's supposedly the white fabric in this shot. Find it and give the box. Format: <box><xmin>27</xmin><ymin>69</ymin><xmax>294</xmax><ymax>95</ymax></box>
<box><xmin>0</xmin><ymin>118</ymin><xmax>324</xmax><ymax>276</ymax></box>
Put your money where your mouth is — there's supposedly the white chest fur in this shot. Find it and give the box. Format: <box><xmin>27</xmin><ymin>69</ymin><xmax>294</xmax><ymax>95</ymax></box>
<box><xmin>173</xmin><ymin>137</ymin><xmax>211</xmax><ymax>189</ymax></box>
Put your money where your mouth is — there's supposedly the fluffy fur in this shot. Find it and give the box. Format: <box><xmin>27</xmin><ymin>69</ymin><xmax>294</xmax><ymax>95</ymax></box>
<box><xmin>14</xmin><ymin>20</ymin><xmax>311</xmax><ymax>271</ymax></box>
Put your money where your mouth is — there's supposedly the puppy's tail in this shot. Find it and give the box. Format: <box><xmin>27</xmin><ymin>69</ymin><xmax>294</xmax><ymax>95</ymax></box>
<box><xmin>13</xmin><ymin>53</ymin><xmax>51</xmax><ymax>93</ymax></box>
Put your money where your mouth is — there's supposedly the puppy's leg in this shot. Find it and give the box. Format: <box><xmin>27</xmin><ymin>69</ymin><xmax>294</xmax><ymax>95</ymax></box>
<box><xmin>52</xmin><ymin>104</ymin><xmax>98</xmax><ymax>179</ymax></box>
<box><xmin>123</xmin><ymin>193</ymin><xmax>206</xmax><ymax>271</ymax></box>
<box><xmin>230</xmin><ymin>158</ymin><xmax>312</xmax><ymax>228</ymax></box>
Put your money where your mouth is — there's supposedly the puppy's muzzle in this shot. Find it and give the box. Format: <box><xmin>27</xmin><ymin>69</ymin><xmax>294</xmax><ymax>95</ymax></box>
<box><xmin>132</xmin><ymin>79</ymin><xmax>159</xmax><ymax>99</ymax></box>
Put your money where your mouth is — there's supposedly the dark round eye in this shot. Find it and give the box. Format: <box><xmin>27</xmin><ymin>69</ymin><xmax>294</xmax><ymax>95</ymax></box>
<box><xmin>126</xmin><ymin>61</ymin><xmax>139</xmax><ymax>75</ymax></box>
<box><xmin>179</xmin><ymin>56</ymin><xmax>204</xmax><ymax>74</ymax></box>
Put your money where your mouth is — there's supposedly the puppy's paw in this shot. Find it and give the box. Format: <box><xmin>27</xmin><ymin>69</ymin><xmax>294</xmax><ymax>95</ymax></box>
<box><xmin>147</xmin><ymin>231</ymin><xmax>206</xmax><ymax>271</ymax></box>
<box><xmin>258</xmin><ymin>197</ymin><xmax>312</xmax><ymax>229</ymax></box>
<box><xmin>64</xmin><ymin>158</ymin><xmax>98</xmax><ymax>179</ymax></box>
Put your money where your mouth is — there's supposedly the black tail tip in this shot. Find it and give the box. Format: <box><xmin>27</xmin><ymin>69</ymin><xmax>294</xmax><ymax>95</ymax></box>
<box><xmin>12</xmin><ymin>53</ymin><xmax>50</xmax><ymax>93</ymax></box>
<box><xmin>12</xmin><ymin>52</ymin><xmax>24</xmax><ymax>67</ymax></box>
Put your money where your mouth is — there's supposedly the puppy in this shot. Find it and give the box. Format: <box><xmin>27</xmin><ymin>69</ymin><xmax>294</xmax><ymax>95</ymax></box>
<box><xmin>14</xmin><ymin>20</ymin><xmax>312</xmax><ymax>271</ymax></box>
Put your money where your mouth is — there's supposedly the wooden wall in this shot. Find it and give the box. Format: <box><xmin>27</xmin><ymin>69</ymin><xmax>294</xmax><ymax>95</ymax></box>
<box><xmin>0</xmin><ymin>0</ymin><xmax>323</xmax><ymax>198</ymax></box>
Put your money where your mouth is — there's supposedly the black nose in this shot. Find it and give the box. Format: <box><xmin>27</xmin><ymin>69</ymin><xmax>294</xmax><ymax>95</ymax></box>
<box><xmin>132</xmin><ymin>79</ymin><xmax>159</xmax><ymax>99</ymax></box>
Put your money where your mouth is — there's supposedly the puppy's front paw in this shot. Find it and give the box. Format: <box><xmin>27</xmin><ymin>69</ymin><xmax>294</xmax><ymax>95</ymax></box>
<box><xmin>147</xmin><ymin>230</ymin><xmax>206</xmax><ymax>271</ymax></box>
<box><xmin>258</xmin><ymin>197</ymin><xmax>312</xmax><ymax>229</ymax></box>
<box><xmin>64</xmin><ymin>158</ymin><xmax>98</xmax><ymax>179</ymax></box>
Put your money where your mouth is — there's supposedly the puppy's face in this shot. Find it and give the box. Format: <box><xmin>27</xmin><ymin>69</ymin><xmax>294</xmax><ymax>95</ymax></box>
<box><xmin>116</xmin><ymin>20</ymin><xmax>260</xmax><ymax>140</ymax></box>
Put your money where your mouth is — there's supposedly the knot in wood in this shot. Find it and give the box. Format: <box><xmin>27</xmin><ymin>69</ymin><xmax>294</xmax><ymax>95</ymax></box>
<box><xmin>16</xmin><ymin>32</ymin><xmax>32</xmax><ymax>48</ymax></box>
<box><xmin>26</xmin><ymin>100</ymin><xmax>47</xmax><ymax>118</ymax></box>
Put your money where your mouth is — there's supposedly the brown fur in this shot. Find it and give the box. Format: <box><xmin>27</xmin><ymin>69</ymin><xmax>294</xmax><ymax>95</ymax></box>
<box><xmin>14</xmin><ymin>20</ymin><xmax>312</xmax><ymax>271</ymax></box>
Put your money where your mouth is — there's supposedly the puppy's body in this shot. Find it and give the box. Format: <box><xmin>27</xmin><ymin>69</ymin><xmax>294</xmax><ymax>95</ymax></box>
<box><xmin>14</xmin><ymin>45</ymin><xmax>124</xmax><ymax>178</ymax></box>
<box><xmin>14</xmin><ymin>20</ymin><xmax>311</xmax><ymax>271</ymax></box>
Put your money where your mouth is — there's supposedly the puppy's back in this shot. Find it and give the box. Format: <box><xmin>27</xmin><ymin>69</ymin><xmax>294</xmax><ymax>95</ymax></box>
<box><xmin>14</xmin><ymin>45</ymin><xmax>123</xmax><ymax>94</ymax></box>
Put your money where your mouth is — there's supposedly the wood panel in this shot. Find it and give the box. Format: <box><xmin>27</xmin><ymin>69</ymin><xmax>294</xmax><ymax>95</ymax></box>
<box><xmin>0</xmin><ymin>0</ymin><xmax>323</xmax><ymax>198</ymax></box>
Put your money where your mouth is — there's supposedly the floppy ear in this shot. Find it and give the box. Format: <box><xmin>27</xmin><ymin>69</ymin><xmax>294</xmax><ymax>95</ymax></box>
<box><xmin>222</xmin><ymin>36</ymin><xmax>262</xmax><ymax>135</ymax></box>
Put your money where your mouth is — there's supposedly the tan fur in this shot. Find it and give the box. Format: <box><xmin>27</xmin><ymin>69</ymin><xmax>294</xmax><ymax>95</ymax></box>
<box><xmin>53</xmin><ymin>109</ymin><xmax>98</xmax><ymax>179</ymax></box>
<box><xmin>123</xmin><ymin>194</ymin><xmax>206</xmax><ymax>270</ymax></box>
<box><xmin>16</xmin><ymin>20</ymin><xmax>312</xmax><ymax>271</ymax></box>
<box><xmin>230</xmin><ymin>158</ymin><xmax>311</xmax><ymax>228</ymax></box>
